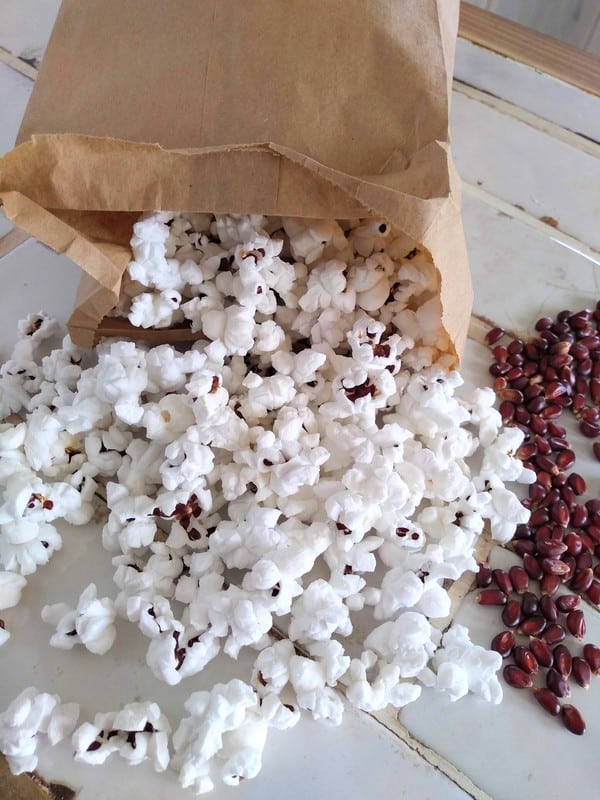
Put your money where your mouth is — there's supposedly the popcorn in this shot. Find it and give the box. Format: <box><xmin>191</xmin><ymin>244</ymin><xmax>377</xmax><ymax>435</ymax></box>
<box><xmin>42</xmin><ymin>583</ymin><xmax>116</xmax><ymax>655</ymax></box>
<box><xmin>143</xmin><ymin>394</ymin><xmax>195</xmax><ymax>443</ymax></box>
<box><xmin>128</xmin><ymin>290</ymin><xmax>183</xmax><ymax>329</ymax></box>
<box><xmin>0</xmin><ymin>519</ymin><xmax>62</xmax><ymax>576</ymax></box>
<box><xmin>478</xmin><ymin>474</ymin><xmax>531</xmax><ymax>544</ymax></box>
<box><xmin>72</xmin><ymin>701</ymin><xmax>170</xmax><ymax>771</ymax></box>
<box><xmin>0</xmin><ymin>571</ymin><xmax>27</xmax><ymax>609</ymax></box>
<box><xmin>282</xmin><ymin>217</ymin><xmax>346</xmax><ymax>264</ymax></box>
<box><xmin>345</xmin><ymin>654</ymin><xmax>422</xmax><ymax>712</ymax></box>
<box><xmin>481</xmin><ymin>427</ymin><xmax>536</xmax><ymax>484</ymax></box>
<box><xmin>298</xmin><ymin>260</ymin><xmax>356</xmax><ymax>313</ymax></box>
<box><xmin>0</xmin><ymin>688</ymin><xmax>79</xmax><ymax>774</ymax></box>
<box><xmin>16</xmin><ymin>311</ymin><xmax>60</xmax><ymax>344</ymax></box>
<box><xmin>364</xmin><ymin>612</ymin><xmax>436</xmax><ymax>678</ymax></box>
<box><xmin>288</xmin><ymin>579</ymin><xmax>352</xmax><ymax>644</ymax></box>
<box><xmin>94</xmin><ymin>341</ymin><xmax>148</xmax><ymax>425</ymax></box>
<box><xmin>0</xmin><ymin>213</ymin><xmax>536</xmax><ymax>794</ymax></box>
<box><xmin>374</xmin><ymin>568</ymin><xmax>424</xmax><ymax>620</ymax></box>
<box><xmin>465</xmin><ymin>386</ymin><xmax>502</xmax><ymax>447</ymax></box>
<box><xmin>172</xmin><ymin>679</ymin><xmax>298</xmax><ymax>794</ymax></box>
<box><xmin>253</xmin><ymin>321</ymin><xmax>285</xmax><ymax>354</ymax></box>
<box><xmin>202</xmin><ymin>305</ymin><xmax>255</xmax><ymax>355</ymax></box>
<box><xmin>433</xmin><ymin>624</ymin><xmax>502</xmax><ymax>703</ymax></box>
<box><xmin>349</xmin><ymin>220</ymin><xmax>391</xmax><ymax>257</ymax></box>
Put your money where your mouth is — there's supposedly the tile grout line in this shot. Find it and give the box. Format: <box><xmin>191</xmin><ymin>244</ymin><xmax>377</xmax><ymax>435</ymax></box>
<box><xmin>462</xmin><ymin>181</ymin><xmax>600</xmax><ymax>265</ymax></box>
<box><xmin>452</xmin><ymin>78</ymin><xmax>600</xmax><ymax>156</ymax></box>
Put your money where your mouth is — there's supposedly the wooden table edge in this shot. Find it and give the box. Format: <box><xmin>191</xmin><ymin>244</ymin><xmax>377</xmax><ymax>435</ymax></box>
<box><xmin>459</xmin><ymin>2</ymin><xmax>600</xmax><ymax>99</ymax></box>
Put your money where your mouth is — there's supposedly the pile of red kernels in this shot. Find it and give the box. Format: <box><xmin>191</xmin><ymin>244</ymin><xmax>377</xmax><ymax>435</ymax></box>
<box><xmin>479</xmin><ymin>302</ymin><xmax>600</xmax><ymax>735</ymax></box>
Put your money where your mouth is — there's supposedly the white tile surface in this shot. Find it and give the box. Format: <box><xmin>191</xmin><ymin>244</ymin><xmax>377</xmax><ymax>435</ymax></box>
<box><xmin>452</xmin><ymin>90</ymin><xmax>600</xmax><ymax>251</ymax></box>
<box><xmin>0</xmin><ymin>61</ymin><xmax>33</xmax><ymax>154</ymax></box>
<box><xmin>454</xmin><ymin>39</ymin><xmax>600</xmax><ymax>143</ymax></box>
<box><xmin>0</xmin><ymin>238</ymin><xmax>80</xmax><ymax>360</ymax></box>
<box><xmin>0</xmin><ymin>209</ymin><xmax>12</xmax><ymax>238</ymax></box>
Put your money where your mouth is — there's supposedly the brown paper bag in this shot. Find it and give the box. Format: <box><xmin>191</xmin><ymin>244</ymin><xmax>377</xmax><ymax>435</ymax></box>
<box><xmin>0</xmin><ymin>0</ymin><xmax>472</xmax><ymax>362</ymax></box>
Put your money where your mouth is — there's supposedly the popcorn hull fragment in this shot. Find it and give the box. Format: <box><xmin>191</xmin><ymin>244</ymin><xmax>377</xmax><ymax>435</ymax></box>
<box><xmin>0</xmin><ymin>0</ymin><xmax>472</xmax><ymax>362</ymax></box>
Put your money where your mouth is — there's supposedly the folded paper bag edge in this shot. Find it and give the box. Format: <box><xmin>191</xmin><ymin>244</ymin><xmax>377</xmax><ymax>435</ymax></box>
<box><xmin>0</xmin><ymin>191</ymin><xmax>125</xmax><ymax>292</ymax></box>
<box><xmin>0</xmin><ymin>135</ymin><xmax>455</xmax><ymax>210</ymax></box>
<box><xmin>0</xmin><ymin>133</ymin><xmax>471</xmax><ymax>363</ymax></box>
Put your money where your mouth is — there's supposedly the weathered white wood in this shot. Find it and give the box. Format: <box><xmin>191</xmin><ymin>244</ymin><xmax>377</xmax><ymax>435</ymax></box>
<box><xmin>455</xmin><ymin>39</ymin><xmax>600</xmax><ymax>141</ymax></box>
<box><xmin>451</xmin><ymin>89</ymin><xmax>600</xmax><ymax>251</ymax></box>
<box><xmin>463</xmin><ymin>181</ymin><xmax>600</xmax><ymax>265</ymax></box>
<box><xmin>462</xmin><ymin>191</ymin><xmax>600</xmax><ymax>334</ymax></box>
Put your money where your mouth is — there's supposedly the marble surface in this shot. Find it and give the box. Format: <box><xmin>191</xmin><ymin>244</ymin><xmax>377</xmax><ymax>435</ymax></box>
<box><xmin>0</xmin><ymin>12</ymin><xmax>599</xmax><ymax>800</ymax></box>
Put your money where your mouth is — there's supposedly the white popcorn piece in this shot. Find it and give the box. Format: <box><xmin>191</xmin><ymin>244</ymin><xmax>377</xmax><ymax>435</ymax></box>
<box><xmin>433</xmin><ymin>624</ymin><xmax>502</xmax><ymax>704</ymax></box>
<box><xmin>478</xmin><ymin>474</ymin><xmax>531</xmax><ymax>544</ymax></box>
<box><xmin>374</xmin><ymin>568</ymin><xmax>424</xmax><ymax>620</ymax></box>
<box><xmin>172</xmin><ymin>679</ymin><xmax>299</xmax><ymax>794</ymax></box>
<box><xmin>73</xmin><ymin>701</ymin><xmax>170</xmax><ymax>771</ymax></box>
<box><xmin>42</xmin><ymin>583</ymin><xmax>116</xmax><ymax>655</ymax></box>
<box><xmin>253</xmin><ymin>321</ymin><xmax>285</xmax><ymax>354</ymax></box>
<box><xmin>16</xmin><ymin>312</ymin><xmax>60</xmax><ymax>345</ymax></box>
<box><xmin>364</xmin><ymin>612</ymin><xmax>434</xmax><ymax>678</ymax></box>
<box><xmin>0</xmin><ymin>519</ymin><xmax>62</xmax><ymax>576</ymax></box>
<box><xmin>0</xmin><ymin>688</ymin><xmax>79</xmax><ymax>774</ymax></box>
<box><xmin>345</xmin><ymin>656</ymin><xmax>421</xmax><ymax>712</ymax></box>
<box><xmin>481</xmin><ymin>427</ymin><xmax>536</xmax><ymax>484</ymax></box>
<box><xmin>288</xmin><ymin>579</ymin><xmax>352</xmax><ymax>644</ymax></box>
<box><xmin>202</xmin><ymin>305</ymin><xmax>256</xmax><ymax>356</ymax></box>
<box><xmin>0</xmin><ymin>571</ymin><xmax>27</xmax><ymax>610</ymax></box>
<box><xmin>282</xmin><ymin>218</ymin><xmax>346</xmax><ymax>264</ymax></box>
<box><xmin>143</xmin><ymin>394</ymin><xmax>195</xmax><ymax>444</ymax></box>
<box><xmin>128</xmin><ymin>290</ymin><xmax>183</xmax><ymax>329</ymax></box>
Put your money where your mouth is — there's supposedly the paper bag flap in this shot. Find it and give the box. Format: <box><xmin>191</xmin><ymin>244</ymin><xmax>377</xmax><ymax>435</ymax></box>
<box><xmin>0</xmin><ymin>0</ymin><xmax>472</xmax><ymax>359</ymax></box>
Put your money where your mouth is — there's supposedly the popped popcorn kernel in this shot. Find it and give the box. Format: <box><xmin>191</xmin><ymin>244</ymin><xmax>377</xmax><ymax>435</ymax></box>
<box><xmin>0</xmin><ymin>212</ymin><xmax>532</xmax><ymax>793</ymax></box>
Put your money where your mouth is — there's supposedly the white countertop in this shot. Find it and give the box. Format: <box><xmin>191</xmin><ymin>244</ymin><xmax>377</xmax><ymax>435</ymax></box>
<box><xmin>0</xmin><ymin>9</ymin><xmax>599</xmax><ymax>800</ymax></box>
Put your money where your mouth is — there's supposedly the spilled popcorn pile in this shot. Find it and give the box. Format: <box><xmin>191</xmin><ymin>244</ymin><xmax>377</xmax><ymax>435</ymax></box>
<box><xmin>0</xmin><ymin>213</ymin><xmax>533</xmax><ymax>794</ymax></box>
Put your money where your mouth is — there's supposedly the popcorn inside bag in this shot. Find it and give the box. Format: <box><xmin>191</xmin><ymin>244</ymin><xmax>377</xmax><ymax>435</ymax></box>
<box><xmin>0</xmin><ymin>213</ymin><xmax>534</xmax><ymax>795</ymax></box>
